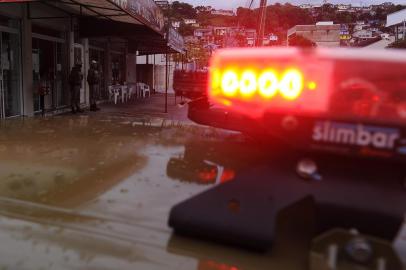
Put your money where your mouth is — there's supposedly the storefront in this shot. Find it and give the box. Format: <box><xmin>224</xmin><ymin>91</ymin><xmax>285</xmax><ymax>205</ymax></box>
<box><xmin>111</xmin><ymin>51</ymin><xmax>126</xmax><ymax>85</ymax></box>
<box><xmin>0</xmin><ymin>15</ymin><xmax>22</xmax><ymax>118</ymax></box>
<box><xmin>32</xmin><ymin>26</ymin><xmax>68</xmax><ymax>112</ymax></box>
<box><xmin>89</xmin><ymin>43</ymin><xmax>106</xmax><ymax>99</ymax></box>
<box><xmin>0</xmin><ymin>2</ymin><xmax>71</xmax><ymax>118</ymax></box>
<box><xmin>0</xmin><ymin>0</ymin><xmax>184</xmax><ymax>118</ymax></box>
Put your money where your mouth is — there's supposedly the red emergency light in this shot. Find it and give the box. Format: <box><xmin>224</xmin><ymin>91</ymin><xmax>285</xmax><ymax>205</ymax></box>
<box><xmin>208</xmin><ymin>47</ymin><xmax>406</xmax><ymax>125</ymax></box>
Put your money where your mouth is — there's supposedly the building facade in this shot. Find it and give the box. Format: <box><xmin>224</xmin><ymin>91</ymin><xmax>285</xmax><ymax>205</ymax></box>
<box><xmin>0</xmin><ymin>0</ymin><xmax>183</xmax><ymax>118</ymax></box>
<box><xmin>287</xmin><ymin>23</ymin><xmax>341</xmax><ymax>47</ymax></box>
<box><xmin>387</xmin><ymin>8</ymin><xmax>406</xmax><ymax>42</ymax></box>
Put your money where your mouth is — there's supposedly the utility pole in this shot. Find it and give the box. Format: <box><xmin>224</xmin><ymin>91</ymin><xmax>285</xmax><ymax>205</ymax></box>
<box><xmin>165</xmin><ymin>51</ymin><xmax>168</xmax><ymax>113</ymax></box>
<box><xmin>403</xmin><ymin>20</ymin><xmax>406</xmax><ymax>40</ymax></box>
<box><xmin>256</xmin><ymin>0</ymin><xmax>267</xmax><ymax>47</ymax></box>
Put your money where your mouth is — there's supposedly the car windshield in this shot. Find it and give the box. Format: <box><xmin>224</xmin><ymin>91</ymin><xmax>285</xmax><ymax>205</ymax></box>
<box><xmin>0</xmin><ymin>0</ymin><xmax>406</xmax><ymax>269</ymax></box>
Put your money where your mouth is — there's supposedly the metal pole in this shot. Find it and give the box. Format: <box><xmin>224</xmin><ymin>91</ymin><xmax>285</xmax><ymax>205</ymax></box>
<box><xmin>256</xmin><ymin>0</ymin><xmax>267</xmax><ymax>47</ymax></box>
<box><xmin>165</xmin><ymin>51</ymin><xmax>168</xmax><ymax>113</ymax></box>
<box><xmin>403</xmin><ymin>20</ymin><xmax>405</xmax><ymax>40</ymax></box>
<box><xmin>0</xmin><ymin>32</ymin><xmax>3</xmax><ymax>118</ymax></box>
<box><xmin>396</xmin><ymin>25</ymin><xmax>398</xmax><ymax>42</ymax></box>
<box><xmin>153</xmin><ymin>54</ymin><xmax>155</xmax><ymax>93</ymax></box>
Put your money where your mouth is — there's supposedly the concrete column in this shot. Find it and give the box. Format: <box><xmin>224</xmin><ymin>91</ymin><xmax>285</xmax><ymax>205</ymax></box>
<box><xmin>105</xmin><ymin>39</ymin><xmax>112</xmax><ymax>87</ymax></box>
<box><xmin>396</xmin><ymin>26</ymin><xmax>399</xmax><ymax>42</ymax></box>
<box><xmin>124</xmin><ymin>45</ymin><xmax>129</xmax><ymax>83</ymax></box>
<box><xmin>69</xmin><ymin>31</ymin><xmax>74</xmax><ymax>69</ymax></box>
<box><xmin>82</xmin><ymin>38</ymin><xmax>89</xmax><ymax>105</ymax></box>
<box><xmin>134</xmin><ymin>50</ymin><xmax>137</xmax><ymax>84</ymax></box>
<box><xmin>21</xmin><ymin>5</ymin><xmax>33</xmax><ymax>117</ymax></box>
<box><xmin>152</xmin><ymin>54</ymin><xmax>155</xmax><ymax>92</ymax></box>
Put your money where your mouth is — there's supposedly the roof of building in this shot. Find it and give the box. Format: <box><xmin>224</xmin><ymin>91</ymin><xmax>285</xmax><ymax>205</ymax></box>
<box><xmin>316</xmin><ymin>21</ymin><xmax>335</xmax><ymax>26</ymax></box>
<box><xmin>386</xmin><ymin>8</ymin><xmax>406</xmax><ymax>27</ymax></box>
<box><xmin>33</xmin><ymin>0</ymin><xmax>184</xmax><ymax>54</ymax></box>
<box><xmin>288</xmin><ymin>24</ymin><xmax>341</xmax><ymax>37</ymax></box>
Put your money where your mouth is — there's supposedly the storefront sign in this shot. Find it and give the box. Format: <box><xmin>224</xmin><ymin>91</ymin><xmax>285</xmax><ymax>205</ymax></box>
<box><xmin>167</xmin><ymin>26</ymin><xmax>185</xmax><ymax>53</ymax></box>
<box><xmin>109</xmin><ymin>0</ymin><xmax>165</xmax><ymax>33</ymax></box>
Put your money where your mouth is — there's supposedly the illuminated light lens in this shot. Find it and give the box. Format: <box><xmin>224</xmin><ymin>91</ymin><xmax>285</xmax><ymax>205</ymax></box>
<box><xmin>258</xmin><ymin>70</ymin><xmax>279</xmax><ymax>98</ymax></box>
<box><xmin>279</xmin><ymin>69</ymin><xmax>304</xmax><ymax>100</ymax></box>
<box><xmin>239</xmin><ymin>71</ymin><xmax>257</xmax><ymax>98</ymax></box>
<box><xmin>211</xmin><ymin>69</ymin><xmax>221</xmax><ymax>94</ymax></box>
<box><xmin>222</xmin><ymin>99</ymin><xmax>232</xmax><ymax>106</ymax></box>
<box><xmin>221</xmin><ymin>71</ymin><xmax>239</xmax><ymax>96</ymax></box>
<box><xmin>308</xmin><ymin>81</ymin><xmax>317</xmax><ymax>90</ymax></box>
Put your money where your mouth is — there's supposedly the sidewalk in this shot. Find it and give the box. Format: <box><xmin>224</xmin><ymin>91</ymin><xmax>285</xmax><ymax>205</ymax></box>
<box><xmin>95</xmin><ymin>93</ymin><xmax>192</xmax><ymax>123</ymax></box>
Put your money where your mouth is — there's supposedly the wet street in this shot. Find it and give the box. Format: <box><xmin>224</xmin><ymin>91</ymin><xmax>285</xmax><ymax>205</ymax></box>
<box><xmin>1</xmin><ymin>95</ymin><xmax>403</xmax><ymax>270</ymax></box>
<box><xmin>0</xmin><ymin>111</ymin><xmax>285</xmax><ymax>270</ymax></box>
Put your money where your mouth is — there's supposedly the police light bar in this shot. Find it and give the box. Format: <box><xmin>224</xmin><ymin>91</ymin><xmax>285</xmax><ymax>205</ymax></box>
<box><xmin>208</xmin><ymin>47</ymin><xmax>406</xmax><ymax>126</ymax></box>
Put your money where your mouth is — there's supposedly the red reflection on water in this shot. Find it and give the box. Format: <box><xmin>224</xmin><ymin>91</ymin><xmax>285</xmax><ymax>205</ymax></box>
<box><xmin>198</xmin><ymin>168</ymin><xmax>236</xmax><ymax>184</ymax></box>
<box><xmin>198</xmin><ymin>260</ymin><xmax>239</xmax><ymax>270</ymax></box>
<box><xmin>198</xmin><ymin>169</ymin><xmax>217</xmax><ymax>183</ymax></box>
<box><xmin>220</xmin><ymin>169</ymin><xmax>236</xmax><ymax>183</ymax></box>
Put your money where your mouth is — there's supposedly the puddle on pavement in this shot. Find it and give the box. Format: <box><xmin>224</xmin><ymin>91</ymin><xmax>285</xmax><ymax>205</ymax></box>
<box><xmin>0</xmin><ymin>116</ymin><xmax>251</xmax><ymax>209</ymax></box>
<box><xmin>0</xmin><ymin>116</ymin><xmax>157</xmax><ymax>207</ymax></box>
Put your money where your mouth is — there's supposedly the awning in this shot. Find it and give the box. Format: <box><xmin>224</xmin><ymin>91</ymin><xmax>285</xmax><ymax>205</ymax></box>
<box><xmin>386</xmin><ymin>8</ymin><xmax>406</xmax><ymax>27</ymax></box>
<box><xmin>39</xmin><ymin>0</ymin><xmax>165</xmax><ymax>33</ymax></box>
<box><xmin>28</xmin><ymin>0</ymin><xmax>184</xmax><ymax>54</ymax></box>
<box><xmin>79</xmin><ymin>17</ymin><xmax>184</xmax><ymax>54</ymax></box>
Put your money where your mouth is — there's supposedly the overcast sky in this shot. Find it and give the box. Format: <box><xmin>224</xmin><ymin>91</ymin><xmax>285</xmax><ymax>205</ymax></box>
<box><xmin>177</xmin><ymin>0</ymin><xmax>406</xmax><ymax>10</ymax></box>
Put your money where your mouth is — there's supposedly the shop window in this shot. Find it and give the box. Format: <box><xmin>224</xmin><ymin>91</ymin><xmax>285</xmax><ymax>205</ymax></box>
<box><xmin>1</xmin><ymin>31</ymin><xmax>22</xmax><ymax>117</ymax></box>
<box><xmin>111</xmin><ymin>53</ymin><xmax>125</xmax><ymax>85</ymax></box>
<box><xmin>32</xmin><ymin>37</ymin><xmax>68</xmax><ymax>112</ymax></box>
<box><xmin>89</xmin><ymin>48</ymin><xmax>107</xmax><ymax>100</ymax></box>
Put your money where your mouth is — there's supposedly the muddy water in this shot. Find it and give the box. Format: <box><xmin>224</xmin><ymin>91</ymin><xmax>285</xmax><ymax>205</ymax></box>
<box><xmin>0</xmin><ymin>115</ymin><xmax>293</xmax><ymax>270</ymax></box>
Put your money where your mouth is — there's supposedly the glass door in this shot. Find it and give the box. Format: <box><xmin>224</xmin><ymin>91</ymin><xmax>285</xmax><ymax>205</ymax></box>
<box><xmin>0</xmin><ymin>59</ymin><xmax>3</xmax><ymax>118</ymax></box>
<box><xmin>90</xmin><ymin>48</ymin><xmax>106</xmax><ymax>100</ymax></box>
<box><xmin>55</xmin><ymin>42</ymin><xmax>66</xmax><ymax>107</ymax></box>
<box><xmin>0</xmin><ymin>31</ymin><xmax>22</xmax><ymax>118</ymax></box>
<box><xmin>33</xmin><ymin>37</ymin><xmax>67</xmax><ymax>111</ymax></box>
<box><xmin>33</xmin><ymin>38</ymin><xmax>57</xmax><ymax>113</ymax></box>
<box><xmin>74</xmin><ymin>44</ymin><xmax>85</xmax><ymax>104</ymax></box>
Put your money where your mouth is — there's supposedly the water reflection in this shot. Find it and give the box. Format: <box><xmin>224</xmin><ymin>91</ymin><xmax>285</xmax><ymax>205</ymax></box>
<box><xmin>198</xmin><ymin>260</ymin><xmax>239</xmax><ymax>270</ymax></box>
<box><xmin>0</xmin><ymin>116</ymin><xmax>251</xmax><ymax>210</ymax></box>
<box><xmin>0</xmin><ymin>115</ymin><xmax>281</xmax><ymax>269</ymax></box>
<box><xmin>0</xmin><ymin>116</ymin><xmax>148</xmax><ymax>207</ymax></box>
<box><xmin>165</xmin><ymin>140</ymin><xmax>271</xmax><ymax>185</ymax></box>
<box><xmin>167</xmin><ymin>157</ymin><xmax>236</xmax><ymax>185</ymax></box>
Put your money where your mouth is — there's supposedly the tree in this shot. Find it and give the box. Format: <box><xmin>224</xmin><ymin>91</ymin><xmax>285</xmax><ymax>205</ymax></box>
<box><xmin>183</xmin><ymin>41</ymin><xmax>211</xmax><ymax>69</ymax></box>
<box><xmin>166</xmin><ymin>1</ymin><xmax>197</xmax><ymax>20</ymax></box>
<box><xmin>178</xmin><ymin>23</ymin><xmax>194</xmax><ymax>36</ymax></box>
<box><xmin>235</xmin><ymin>33</ymin><xmax>247</xmax><ymax>47</ymax></box>
<box><xmin>236</xmin><ymin>4</ymin><xmax>314</xmax><ymax>42</ymax></box>
<box><xmin>288</xmin><ymin>35</ymin><xmax>316</xmax><ymax>48</ymax></box>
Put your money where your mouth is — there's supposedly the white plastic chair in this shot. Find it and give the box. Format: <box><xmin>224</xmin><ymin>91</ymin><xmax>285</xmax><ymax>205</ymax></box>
<box><xmin>108</xmin><ymin>86</ymin><xmax>120</xmax><ymax>104</ymax></box>
<box><xmin>120</xmin><ymin>86</ymin><xmax>128</xmax><ymax>103</ymax></box>
<box><xmin>136</xmin><ymin>82</ymin><xmax>144</xmax><ymax>99</ymax></box>
<box><xmin>128</xmin><ymin>86</ymin><xmax>135</xmax><ymax>100</ymax></box>
<box><xmin>143</xmin><ymin>84</ymin><xmax>151</xmax><ymax>98</ymax></box>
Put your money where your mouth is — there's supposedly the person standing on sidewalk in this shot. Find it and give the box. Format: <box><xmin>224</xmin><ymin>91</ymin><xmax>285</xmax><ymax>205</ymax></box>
<box><xmin>69</xmin><ymin>63</ymin><xmax>84</xmax><ymax>114</ymax></box>
<box><xmin>87</xmin><ymin>60</ymin><xmax>100</xmax><ymax>111</ymax></box>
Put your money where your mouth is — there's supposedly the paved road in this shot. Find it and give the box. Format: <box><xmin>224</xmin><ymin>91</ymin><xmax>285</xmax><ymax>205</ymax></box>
<box><xmin>364</xmin><ymin>37</ymin><xmax>395</xmax><ymax>49</ymax></box>
<box><xmin>98</xmin><ymin>93</ymin><xmax>192</xmax><ymax>123</ymax></box>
